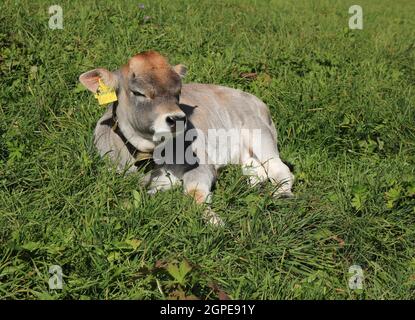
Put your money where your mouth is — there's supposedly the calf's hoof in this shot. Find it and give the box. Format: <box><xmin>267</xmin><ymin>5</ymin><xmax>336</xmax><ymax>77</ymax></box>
<box><xmin>203</xmin><ymin>207</ymin><xmax>225</xmax><ymax>227</ymax></box>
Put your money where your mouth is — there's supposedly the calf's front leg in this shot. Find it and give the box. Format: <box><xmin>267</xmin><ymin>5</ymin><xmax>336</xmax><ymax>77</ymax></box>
<box><xmin>182</xmin><ymin>165</ymin><xmax>224</xmax><ymax>226</ymax></box>
<box><xmin>145</xmin><ymin>167</ymin><xmax>180</xmax><ymax>194</ymax></box>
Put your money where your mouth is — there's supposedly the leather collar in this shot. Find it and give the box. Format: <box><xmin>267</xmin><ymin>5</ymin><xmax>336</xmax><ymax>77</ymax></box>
<box><xmin>100</xmin><ymin>101</ymin><xmax>153</xmax><ymax>167</ymax></box>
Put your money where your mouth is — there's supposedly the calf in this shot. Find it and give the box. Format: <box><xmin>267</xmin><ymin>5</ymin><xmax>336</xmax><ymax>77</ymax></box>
<box><xmin>79</xmin><ymin>51</ymin><xmax>294</xmax><ymax>225</ymax></box>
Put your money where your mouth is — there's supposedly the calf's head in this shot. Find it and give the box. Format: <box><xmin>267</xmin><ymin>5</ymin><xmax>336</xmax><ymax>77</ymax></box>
<box><xmin>79</xmin><ymin>51</ymin><xmax>187</xmax><ymax>143</ymax></box>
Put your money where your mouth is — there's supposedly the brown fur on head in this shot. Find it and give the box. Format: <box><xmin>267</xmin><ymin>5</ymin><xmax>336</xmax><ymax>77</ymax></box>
<box><xmin>126</xmin><ymin>51</ymin><xmax>183</xmax><ymax>99</ymax></box>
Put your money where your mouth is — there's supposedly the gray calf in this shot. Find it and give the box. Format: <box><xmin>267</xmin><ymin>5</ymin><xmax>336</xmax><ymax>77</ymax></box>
<box><xmin>79</xmin><ymin>51</ymin><xmax>294</xmax><ymax>225</ymax></box>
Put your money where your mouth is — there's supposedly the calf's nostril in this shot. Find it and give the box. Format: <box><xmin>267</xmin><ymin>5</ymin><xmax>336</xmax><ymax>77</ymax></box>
<box><xmin>166</xmin><ymin>115</ymin><xmax>187</xmax><ymax>128</ymax></box>
<box><xmin>166</xmin><ymin>116</ymin><xmax>176</xmax><ymax>127</ymax></box>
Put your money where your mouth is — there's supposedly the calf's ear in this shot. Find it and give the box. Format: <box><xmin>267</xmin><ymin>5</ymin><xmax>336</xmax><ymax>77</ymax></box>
<box><xmin>173</xmin><ymin>64</ymin><xmax>187</xmax><ymax>78</ymax></box>
<box><xmin>79</xmin><ymin>68</ymin><xmax>118</xmax><ymax>93</ymax></box>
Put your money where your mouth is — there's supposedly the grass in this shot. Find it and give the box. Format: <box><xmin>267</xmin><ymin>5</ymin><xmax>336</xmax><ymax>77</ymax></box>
<box><xmin>0</xmin><ymin>0</ymin><xmax>414</xmax><ymax>299</ymax></box>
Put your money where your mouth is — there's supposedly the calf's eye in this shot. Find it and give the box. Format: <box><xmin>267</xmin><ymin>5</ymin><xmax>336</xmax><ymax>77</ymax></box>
<box><xmin>132</xmin><ymin>90</ymin><xmax>146</xmax><ymax>97</ymax></box>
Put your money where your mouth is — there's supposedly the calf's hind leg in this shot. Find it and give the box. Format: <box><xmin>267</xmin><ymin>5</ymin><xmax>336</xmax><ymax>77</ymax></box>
<box><xmin>242</xmin><ymin>128</ymin><xmax>294</xmax><ymax>197</ymax></box>
<box><xmin>265</xmin><ymin>157</ymin><xmax>294</xmax><ymax>198</ymax></box>
<box><xmin>243</xmin><ymin>156</ymin><xmax>294</xmax><ymax>197</ymax></box>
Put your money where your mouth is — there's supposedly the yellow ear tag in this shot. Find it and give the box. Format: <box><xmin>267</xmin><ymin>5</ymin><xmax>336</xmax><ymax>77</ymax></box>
<box><xmin>94</xmin><ymin>78</ymin><xmax>118</xmax><ymax>105</ymax></box>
